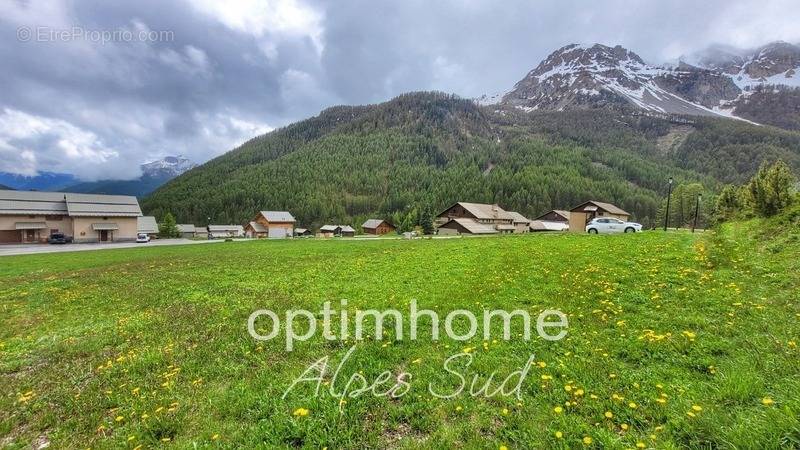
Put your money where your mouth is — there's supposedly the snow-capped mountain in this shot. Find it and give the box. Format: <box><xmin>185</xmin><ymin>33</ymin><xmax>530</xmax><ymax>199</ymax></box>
<box><xmin>61</xmin><ymin>156</ymin><xmax>197</xmax><ymax>197</ymax></box>
<box><xmin>683</xmin><ymin>41</ymin><xmax>800</xmax><ymax>91</ymax></box>
<box><xmin>486</xmin><ymin>42</ymin><xmax>800</xmax><ymax>129</ymax></box>
<box><xmin>141</xmin><ymin>155</ymin><xmax>197</xmax><ymax>178</ymax></box>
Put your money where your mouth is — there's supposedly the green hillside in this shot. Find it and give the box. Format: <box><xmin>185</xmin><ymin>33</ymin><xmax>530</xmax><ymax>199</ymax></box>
<box><xmin>142</xmin><ymin>92</ymin><xmax>800</xmax><ymax>229</ymax></box>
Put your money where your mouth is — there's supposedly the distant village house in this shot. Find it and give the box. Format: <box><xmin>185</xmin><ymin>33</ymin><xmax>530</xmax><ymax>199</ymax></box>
<box><xmin>318</xmin><ymin>225</ymin><xmax>355</xmax><ymax>237</ymax></box>
<box><xmin>294</xmin><ymin>228</ymin><xmax>313</xmax><ymax>237</ymax></box>
<box><xmin>530</xmin><ymin>209</ymin><xmax>571</xmax><ymax>232</ymax></box>
<box><xmin>208</xmin><ymin>225</ymin><xmax>244</xmax><ymax>239</ymax></box>
<box><xmin>362</xmin><ymin>219</ymin><xmax>396</xmax><ymax>235</ymax></box>
<box><xmin>137</xmin><ymin>216</ymin><xmax>159</xmax><ymax>238</ymax></box>
<box><xmin>177</xmin><ymin>224</ymin><xmax>199</xmax><ymax>239</ymax></box>
<box><xmin>568</xmin><ymin>201</ymin><xmax>630</xmax><ymax>232</ymax></box>
<box><xmin>245</xmin><ymin>210</ymin><xmax>296</xmax><ymax>239</ymax></box>
<box><xmin>436</xmin><ymin>202</ymin><xmax>530</xmax><ymax>235</ymax></box>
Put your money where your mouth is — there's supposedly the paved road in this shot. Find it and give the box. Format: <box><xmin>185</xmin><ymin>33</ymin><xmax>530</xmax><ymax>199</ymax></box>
<box><xmin>0</xmin><ymin>238</ymin><xmax>225</xmax><ymax>257</ymax></box>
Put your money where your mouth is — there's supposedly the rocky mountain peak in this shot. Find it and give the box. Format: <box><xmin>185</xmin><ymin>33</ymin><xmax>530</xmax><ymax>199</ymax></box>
<box><xmin>484</xmin><ymin>41</ymin><xmax>800</xmax><ymax>129</ymax></box>
<box><xmin>141</xmin><ymin>155</ymin><xmax>197</xmax><ymax>178</ymax></box>
<box><xmin>744</xmin><ymin>41</ymin><xmax>800</xmax><ymax>79</ymax></box>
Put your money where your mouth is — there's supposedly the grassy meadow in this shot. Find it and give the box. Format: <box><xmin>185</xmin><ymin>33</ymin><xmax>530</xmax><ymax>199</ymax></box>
<box><xmin>1</xmin><ymin>226</ymin><xmax>799</xmax><ymax>449</ymax></box>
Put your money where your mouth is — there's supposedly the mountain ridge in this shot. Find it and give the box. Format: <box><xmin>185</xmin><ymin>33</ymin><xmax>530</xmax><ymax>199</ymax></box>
<box><xmin>142</xmin><ymin>91</ymin><xmax>800</xmax><ymax>230</ymax></box>
<box><xmin>488</xmin><ymin>41</ymin><xmax>800</xmax><ymax>130</ymax></box>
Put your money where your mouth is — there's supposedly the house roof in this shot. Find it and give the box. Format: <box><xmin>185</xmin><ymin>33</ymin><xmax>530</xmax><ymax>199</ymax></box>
<box><xmin>340</xmin><ymin>225</ymin><xmax>355</xmax><ymax>233</ymax></box>
<box><xmin>65</xmin><ymin>193</ymin><xmax>142</xmax><ymax>217</ymax></box>
<box><xmin>507</xmin><ymin>211</ymin><xmax>530</xmax><ymax>224</ymax></box>
<box><xmin>247</xmin><ymin>221</ymin><xmax>267</xmax><ymax>233</ymax></box>
<box><xmin>570</xmin><ymin>200</ymin><xmax>629</xmax><ymax>216</ymax></box>
<box><xmin>259</xmin><ymin>211</ymin><xmax>295</xmax><ymax>223</ymax></box>
<box><xmin>441</xmin><ymin>202</ymin><xmax>513</xmax><ymax>221</ymax></box>
<box><xmin>530</xmin><ymin>220</ymin><xmax>570</xmax><ymax>231</ymax></box>
<box><xmin>441</xmin><ymin>218</ymin><xmax>498</xmax><ymax>234</ymax></box>
<box><xmin>320</xmin><ymin>225</ymin><xmax>339</xmax><ymax>232</ymax></box>
<box><xmin>0</xmin><ymin>189</ymin><xmax>68</xmax><ymax>215</ymax></box>
<box><xmin>533</xmin><ymin>210</ymin><xmax>571</xmax><ymax>221</ymax></box>
<box><xmin>137</xmin><ymin>216</ymin><xmax>159</xmax><ymax>234</ymax></box>
<box><xmin>294</xmin><ymin>228</ymin><xmax>308</xmax><ymax>234</ymax></box>
<box><xmin>0</xmin><ymin>189</ymin><xmax>142</xmax><ymax>217</ymax></box>
<box><xmin>362</xmin><ymin>219</ymin><xmax>392</xmax><ymax>229</ymax></box>
<box><xmin>208</xmin><ymin>225</ymin><xmax>244</xmax><ymax>233</ymax></box>
<box><xmin>177</xmin><ymin>224</ymin><xmax>196</xmax><ymax>233</ymax></box>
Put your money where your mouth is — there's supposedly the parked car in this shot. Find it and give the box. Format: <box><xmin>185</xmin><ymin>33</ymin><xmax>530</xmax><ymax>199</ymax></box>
<box><xmin>47</xmin><ymin>233</ymin><xmax>73</xmax><ymax>244</ymax></box>
<box><xmin>136</xmin><ymin>233</ymin><xmax>151</xmax><ymax>243</ymax></box>
<box><xmin>585</xmin><ymin>217</ymin><xmax>643</xmax><ymax>234</ymax></box>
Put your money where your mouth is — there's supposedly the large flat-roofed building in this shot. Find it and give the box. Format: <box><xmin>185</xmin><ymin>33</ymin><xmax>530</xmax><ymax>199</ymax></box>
<box><xmin>0</xmin><ymin>189</ymin><xmax>142</xmax><ymax>243</ymax></box>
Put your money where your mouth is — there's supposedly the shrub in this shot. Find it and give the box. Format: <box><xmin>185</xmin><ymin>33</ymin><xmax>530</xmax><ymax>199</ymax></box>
<box><xmin>747</xmin><ymin>160</ymin><xmax>795</xmax><ymax>217</ymax></box>
<box><xmin>159</xmin><ymin>212</ymin><xmax>181</xmax><ymax>238</ymax></box>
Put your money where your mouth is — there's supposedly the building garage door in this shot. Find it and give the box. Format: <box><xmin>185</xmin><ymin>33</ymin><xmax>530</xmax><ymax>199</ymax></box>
<box><xmin>268</xmin><ymin>227</ymin><xmax>287</xmax><ymax>239</ymax></box>
<box><xmin>0</xmin><ymin>230</ymin><xmax>21</xmax><ymax>243</ymax></box>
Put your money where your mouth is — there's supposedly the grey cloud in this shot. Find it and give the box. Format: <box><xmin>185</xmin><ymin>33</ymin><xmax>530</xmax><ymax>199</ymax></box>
<box><xmin>1</xmin><ymin>0</ymin><xmax>798</xmax><ymax>180</ymax></box>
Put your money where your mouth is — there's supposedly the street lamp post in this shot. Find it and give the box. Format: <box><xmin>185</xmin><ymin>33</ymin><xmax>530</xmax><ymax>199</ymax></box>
<box><xmin>664</xmin><ymin>177</ymin><xmax>673</xmax><ymax>232</ymax></box>
<box><xmin>692</xmin><ymin>193</ymin><xmax>702</xmax><ymax>233</ymax></box>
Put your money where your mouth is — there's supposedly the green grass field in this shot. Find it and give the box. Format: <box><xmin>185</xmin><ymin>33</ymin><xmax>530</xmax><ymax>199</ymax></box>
<box><xmin>1</xmin><ymin>226</ymin><xmax>799</xmax><ymax>449</ymax></box>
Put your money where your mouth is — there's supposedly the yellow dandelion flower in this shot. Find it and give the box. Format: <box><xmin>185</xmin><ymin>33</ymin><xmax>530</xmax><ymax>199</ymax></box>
<box><xmin>499</xmin><ymin>446</ymin><xmax>508</xmax><ymax>450</ymax></box>
<box><xmin>604</xmin><ymin>411</ymin><xmax>613</xmax><ymax>419</ymax></box>
<box><xmin>553</xmin><ymin>406</ymin><xmax>563</xmax><ymax>414</ymax></box>
<box><xmin>620</xmin><ymin>423</ymin><xmax>629</xmax><ymax>431</ymax></box>
<box><xmin>211</xmin><ymin>434</ymin><xmax>220</xmax><ymax>440</ymax></box>
<box><xmin>501</xmin><ymin>408</ymin><xmax>509</xmax><ymax>416</ymax></box>
<box><xmin>582</xmin><ymin>436</ymin><xmax>593</xmax><ymax>445</ymax></box>
<box><xmin>555</xmin><ymin>431</ymin><xmax>563</xmax><ymax>439</ymax></box>
<box><xmin>636</xmin><ymin>443</ymin><xmax>646</xmax><ymax>449</ymax></box>
<box><xmin>115</xmin><ymin>416</ymin><xmax>124</xmax><ymax>422</ymax></box>
<box><xmin>628</xmin><ymin>402</ymin><xmax>638</xmax><ymax>409</ymax></box>
<box><xmin>292</xmin><ymin>407</ymin><xmax>310</xmax><ymax>417</ymax></box>
<box><xmin>762</xmin><ymin>397</ymin><xmax>774</xmax><ymax>405</ymax></box>
<box><xmin>691</xmin><ymin>405</ymin><xmax>702</xmax><ymax>412</ymax></box>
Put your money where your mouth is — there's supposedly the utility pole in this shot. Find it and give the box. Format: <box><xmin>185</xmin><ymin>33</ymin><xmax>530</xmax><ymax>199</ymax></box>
<box><xmin>664</xmin><ymin>177</ymin><xmax>673</xmax><ymax>232</ymax></box>
<box><xmin>692</xmin><ymin>193</ymin><xmax>702</xmax><ymax>233</ymax></box>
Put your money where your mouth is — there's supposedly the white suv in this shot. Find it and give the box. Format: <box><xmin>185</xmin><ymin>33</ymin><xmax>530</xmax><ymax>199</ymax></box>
<box><xmin>136</xmin><ymin>233</ymin><xmax>151</xmax><ymax>243</ymax></box>
<box><xmin>585</xmin><ymin>217</ymin><xmax>642</xmax><ymax>234</ymax></box>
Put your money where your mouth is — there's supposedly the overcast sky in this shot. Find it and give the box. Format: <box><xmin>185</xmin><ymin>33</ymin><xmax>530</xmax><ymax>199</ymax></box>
<box><xmin>2</xmin><ymin>0</ymin><xmax>799</xmax><ymax>180</ymax></box>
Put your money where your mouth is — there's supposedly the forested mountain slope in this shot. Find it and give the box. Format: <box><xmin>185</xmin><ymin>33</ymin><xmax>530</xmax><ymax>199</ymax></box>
<box><xmin>142</xmin><ymin>92</ymin><xmax>800</xmax><ymax>230</ymax></box>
